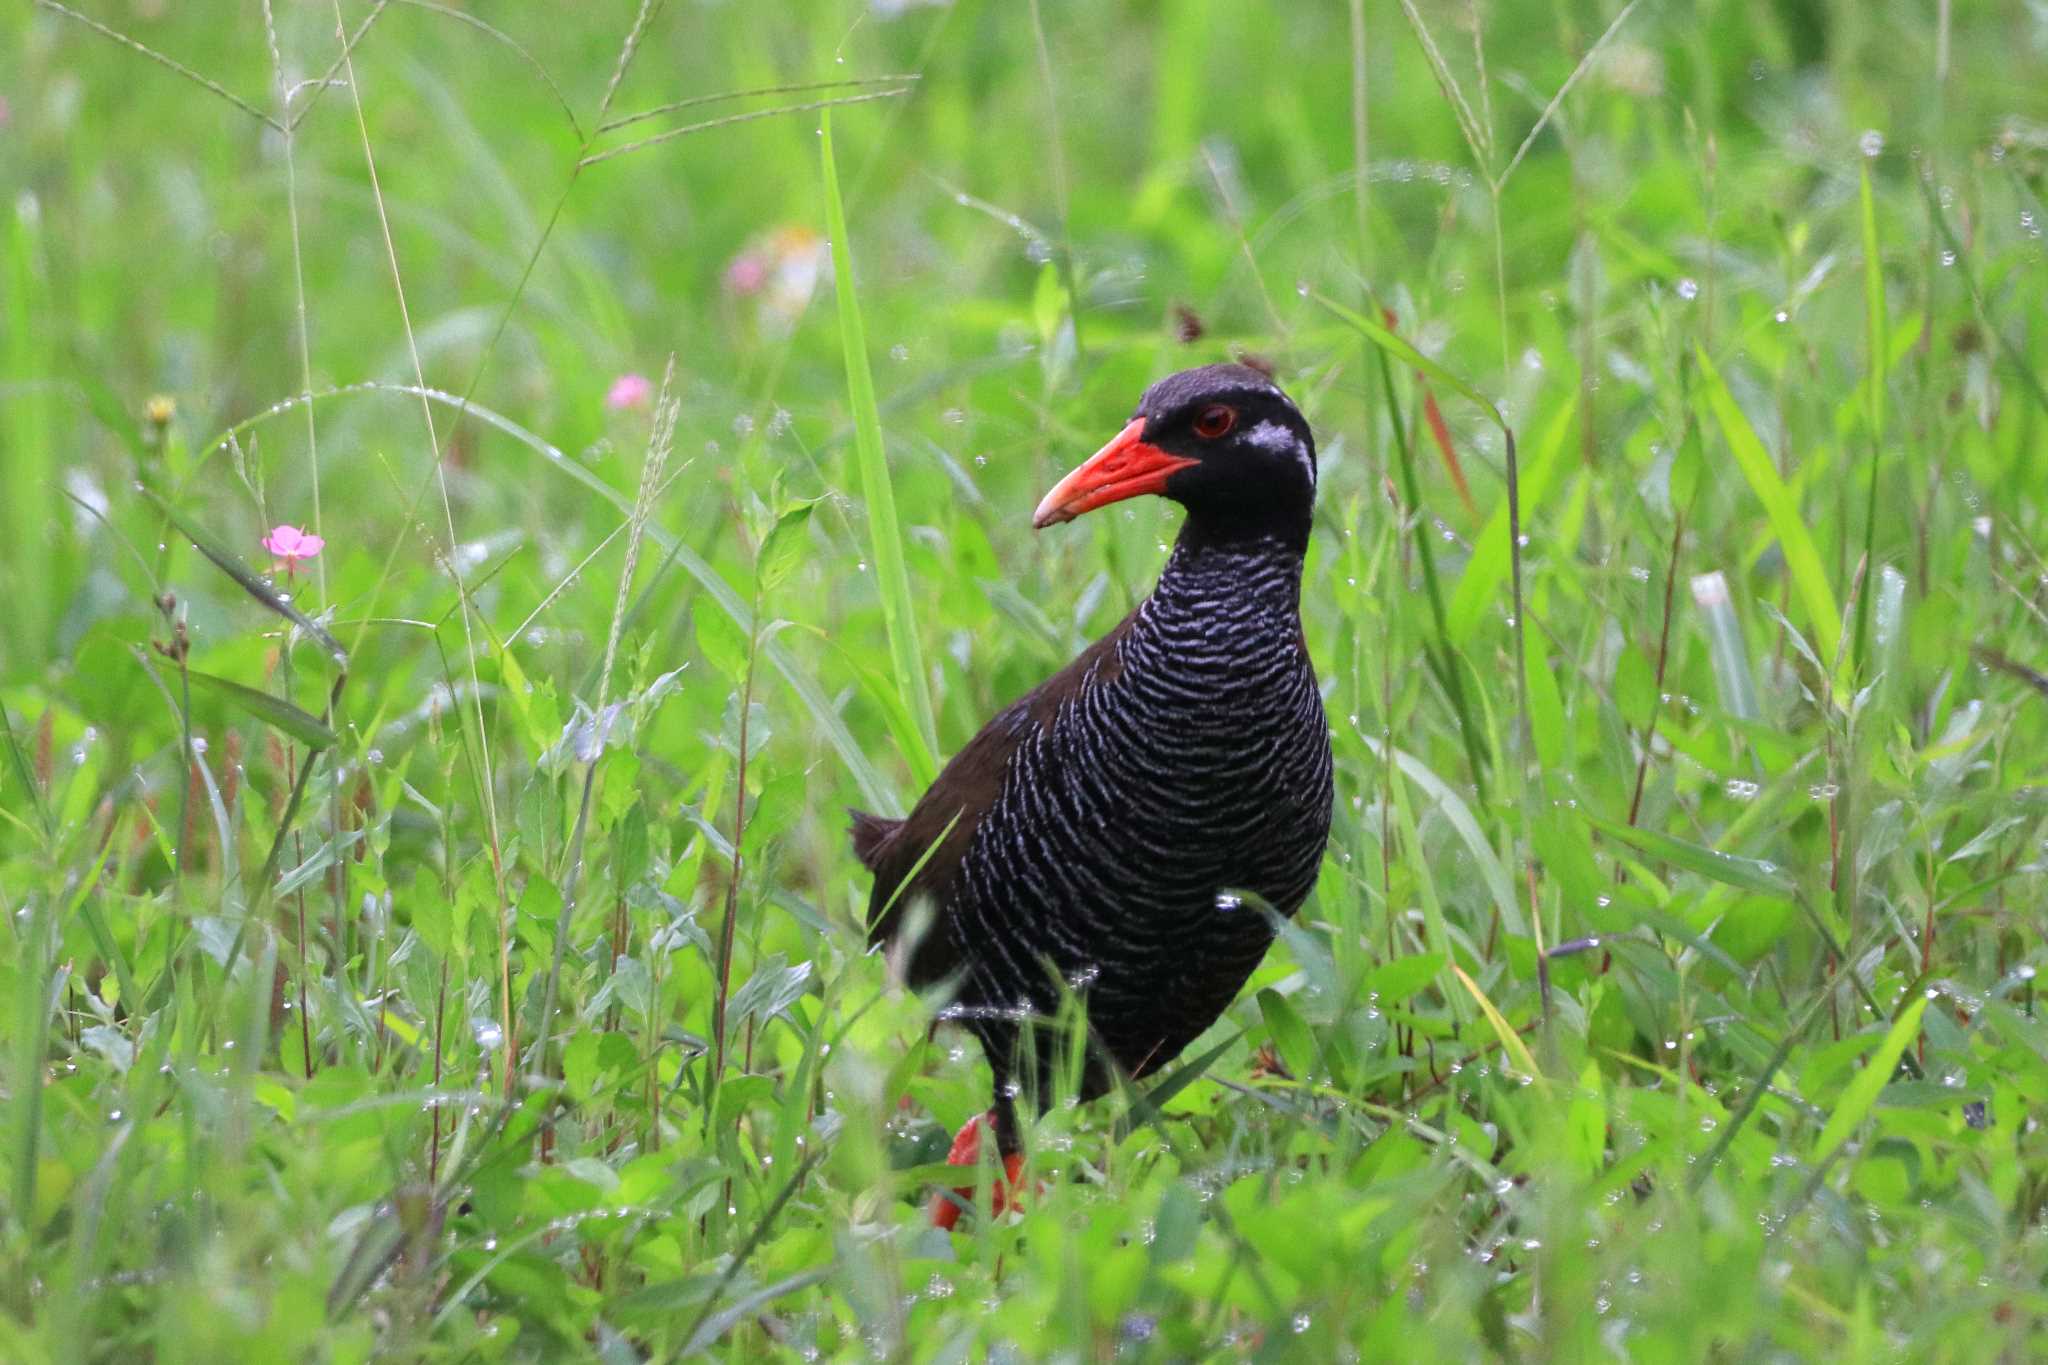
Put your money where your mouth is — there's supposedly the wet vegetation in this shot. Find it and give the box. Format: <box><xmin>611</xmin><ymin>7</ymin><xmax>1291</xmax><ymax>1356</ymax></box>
<box><xmin>4</xmin><ymin>0</ymin><xmax>2047</xmax><ymax>1358</ymax></box>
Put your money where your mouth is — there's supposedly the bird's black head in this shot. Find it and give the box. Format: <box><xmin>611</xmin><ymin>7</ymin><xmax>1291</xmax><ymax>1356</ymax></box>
<box><xmin>1033</xmin><ymin>363</ymin><xmax>1317</xmax><ymax>549</ymax></box>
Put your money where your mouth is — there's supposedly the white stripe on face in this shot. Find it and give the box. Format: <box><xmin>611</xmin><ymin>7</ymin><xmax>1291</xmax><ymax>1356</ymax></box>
<box><xmin>1244</xmin><ymin>420</ymin><xmax>1313</xmax><ymax>484</ymax></box>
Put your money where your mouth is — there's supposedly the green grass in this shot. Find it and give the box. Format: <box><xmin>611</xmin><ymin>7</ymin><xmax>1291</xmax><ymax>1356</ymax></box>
<box><xmin>4</xmin><ymin>1</ymin><xmax>2048</xmax><ymax>1358</ymax></box>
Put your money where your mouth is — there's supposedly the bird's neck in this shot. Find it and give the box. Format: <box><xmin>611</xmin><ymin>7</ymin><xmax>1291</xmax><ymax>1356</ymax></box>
<box><xmin>1177</xmin><ymin>492</ymin><xmax>1314</xmax><ymax>558</ymax></box>
<box><xmin>1155</xmin><ymin>528</ymin><xmax>1307</xmax><ymax>619</ymax></box>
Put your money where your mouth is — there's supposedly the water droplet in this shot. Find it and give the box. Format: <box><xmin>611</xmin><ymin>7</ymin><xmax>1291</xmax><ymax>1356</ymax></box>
<box><xmin>1859</xmin><ymin>129</ymin><xmax>1885</xmax><ymax>158</ymax></box>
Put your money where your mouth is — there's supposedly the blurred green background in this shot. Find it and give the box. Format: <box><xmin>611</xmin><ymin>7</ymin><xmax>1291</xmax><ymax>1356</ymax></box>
<box><xmin>3</xmin><ymin>0</ymin><xmax>2046</xmax><ymax>1359</ymax></box>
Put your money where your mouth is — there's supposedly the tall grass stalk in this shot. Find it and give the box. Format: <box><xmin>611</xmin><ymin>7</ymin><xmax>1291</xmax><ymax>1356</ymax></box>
<box><xmin>820</xmin><ymin>108</ymin><xmax>940</xmax><ymax>785</ymax></box>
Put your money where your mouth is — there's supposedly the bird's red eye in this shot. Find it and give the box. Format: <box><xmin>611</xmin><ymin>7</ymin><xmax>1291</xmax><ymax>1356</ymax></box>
<box><xmin>1193</xmin><ymin>405</ymin><xmax>1236</xmax><ymax>439</ymax></box>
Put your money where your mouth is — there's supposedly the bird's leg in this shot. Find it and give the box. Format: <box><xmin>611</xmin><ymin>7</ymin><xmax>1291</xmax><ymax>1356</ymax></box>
<box><xmin>928</xmin><ymin>1094</ymin><xmax>1028</xmax><ymax>1230</ymax></box>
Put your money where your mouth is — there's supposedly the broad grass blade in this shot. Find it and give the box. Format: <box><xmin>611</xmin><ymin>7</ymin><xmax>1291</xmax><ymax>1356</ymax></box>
<box><xmin>1583</xmin><ymin>811</ymin><xmax>1792</xmax><ymax>896</ymax></box>
<box><xmin>1450</xmin><ymin>963</ymin><xmax>1543</xmax><ymax>1086</ymax></box>
<box><xmin>184</xmin><ymin>668</ymin><xmax>338</xmax><ymax>749</ymax></box>
<box><xmin>821</xmin><ymin>110</ymin><xmax>939</xmax><ymax>785</ymax></box>
<box><xmin>1810</xmin><ymin>995</ymin><xmax>1928</xmax><ymax>1165</ymax></box>
<box><xmin>1688</xmin><ymin>570</ymin><xmax>1759</xmax><ymax>720</ymax></box>
<box><xmin>1694</xmin><ymin>346</ymin><xmax>1841</xmax><ymax>664</ymax></box>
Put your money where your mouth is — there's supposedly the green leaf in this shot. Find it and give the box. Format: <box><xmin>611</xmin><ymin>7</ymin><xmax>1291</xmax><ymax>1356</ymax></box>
<box><xmin>1256</xmin><ymin>988</ymin><xmax>1317</xmax><ymax>1081</ymax></box>
<box><xmin>1811</xmin><ymin>995</ymin><xmax>1929</xmax><ymax>1164</ymax></box>
<box><xmin>1584</xmin><ymin>811</ymin><xmax>1793</xmax><ymax>896</ymax></box>
<box><xmin>728</xmin><ymin>954</ymin><xmax>813</xmax><ymax>1030</ymax></box>
<box><xmin>1694</xmin><ymin>346</ymin><xmax>1841</xmax><ymax>664</ymax></box>
<box><xmin>756</xmin><ymin>498</ymin><xmax>817</xmax><ymax>596</ymax></box>
<box><xmin>1364</xmin><ymin>951</ymin><xmax>1447</xmax><ymax>1003</ymax></box>
<box><xmin>1613</xmin><ymin>642</ymin><xmax>1656</xmax><ymax>725</ymax></box>
<box><xmin>184</xmin><ymin>668</ymin><xmax>337</xmax><ymax>749</ymax></box>
<box><xmin>693</xmin><ymin>603</ymin><xmax>749</xmax><ymax>683</ymax></box>
<box><xmin>1565</xmin><ymin>1060</ymin><xmax>1607</xmax><ymax>1181</ymax></box>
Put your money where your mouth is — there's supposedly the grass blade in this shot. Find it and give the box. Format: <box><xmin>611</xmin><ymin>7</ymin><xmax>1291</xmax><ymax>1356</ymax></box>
<box><xmin>1449</xmin><ymin>963</ymin><xmax>1543</xmax><ymax>1087</ymax></box>
<box><xmin>1447</xmin><ymin>400</ymin><xmax>1572</xmax><ymax>644</ymax></box>
<box><xmin>183</xmin><ymin>669</ymin><xmax>338</xmax><ymax>749</ymax></box>
<box><xmin>1694</xmin><ymin>346</ymin><xmax>1841</xmax><ymax>664</ymax></box>
<box><xmin>581</xmin><ymin>90</ymin><xmax>912</xmax><ymax>169</ymax></box>
<box><xmin>1310</xmin><ymin>290</ymin><xmax>1507</xmax><ymax>431</ymax></box>
<box><xmin>820</xmin><ymin>108</ymin><xmax>939</xmax><ymax>784</ymax></box>
<box><xmin>1852</xmin><ymin>163</ymin><xmax>1887</xmax><ymax>673</ymax></box>
<box><xmin>1583</xmin><ymin>811</ymin><xmax>1793</xmax><ymax>896</ymax></box>
<box><xmin>5</xmin><ymin>196</ymin><xmax>61</xmax><ymax>674</ymax></box>
<box><xmin>1688</xmin><ymin>570</ymin><xmax>1761</xmax><ymax>721</ymax></box>
<box><xmin>1811</xmin><ymin>995</ymin><xmax>1929</xmax><ymax>1166</ymax></box>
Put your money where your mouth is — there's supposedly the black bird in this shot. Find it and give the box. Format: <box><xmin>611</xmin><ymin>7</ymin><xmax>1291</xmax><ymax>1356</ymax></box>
<box><xmin>850</xmin><ymin>363</ymin><xmax>1333</xmax><ymax>1227</ymax></box>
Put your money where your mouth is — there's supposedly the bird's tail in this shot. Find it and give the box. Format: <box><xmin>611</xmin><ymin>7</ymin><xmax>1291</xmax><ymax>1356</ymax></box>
<box><xmin>847</xmin><ymin>809</ymin><xmax>901</xmax><ymax>870</ymax></box>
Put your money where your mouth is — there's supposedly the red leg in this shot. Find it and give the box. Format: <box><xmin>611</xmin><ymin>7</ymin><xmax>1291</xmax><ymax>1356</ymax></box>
<box><xmin>929</xmin><ymin>1110</ymin><xmax>1028</xmax><ymax>1230</ymax></box>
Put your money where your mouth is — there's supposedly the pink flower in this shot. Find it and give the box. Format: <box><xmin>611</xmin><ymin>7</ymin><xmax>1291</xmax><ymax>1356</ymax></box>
<box><xmin>723</xmin><ymin>252</ymin><xmax>768</xmax><ymax>296</ymax></box>
<box><xmin>262</xmin><ymin>524</ymin><xmax>325</xmax><ymax>576</ymax></box>
<box><xmin>605</xmin><ymin>372</ymin><xmax>653</xmax><ymax>410</ymax></box>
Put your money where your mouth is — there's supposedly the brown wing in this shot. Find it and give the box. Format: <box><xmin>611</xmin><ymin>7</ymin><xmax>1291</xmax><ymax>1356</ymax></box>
<box><xmin>849</xmin><ymin>607</ymin><xmax>1138</xmax><ymax>988</ymax></box>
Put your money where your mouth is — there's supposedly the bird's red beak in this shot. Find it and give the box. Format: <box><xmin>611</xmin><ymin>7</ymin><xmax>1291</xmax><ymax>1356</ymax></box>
<box><xmin>1032</xmin><ymin>418</ymin><xmax>1198</xmax><ymax>529</ymax></box>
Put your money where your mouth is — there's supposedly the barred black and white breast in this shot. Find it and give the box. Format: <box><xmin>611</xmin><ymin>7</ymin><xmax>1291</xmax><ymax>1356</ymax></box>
<box><xmin>851</xmin><ymin>363</ymin><xmax>1334</xmax><ymax>1185</ymax></box>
